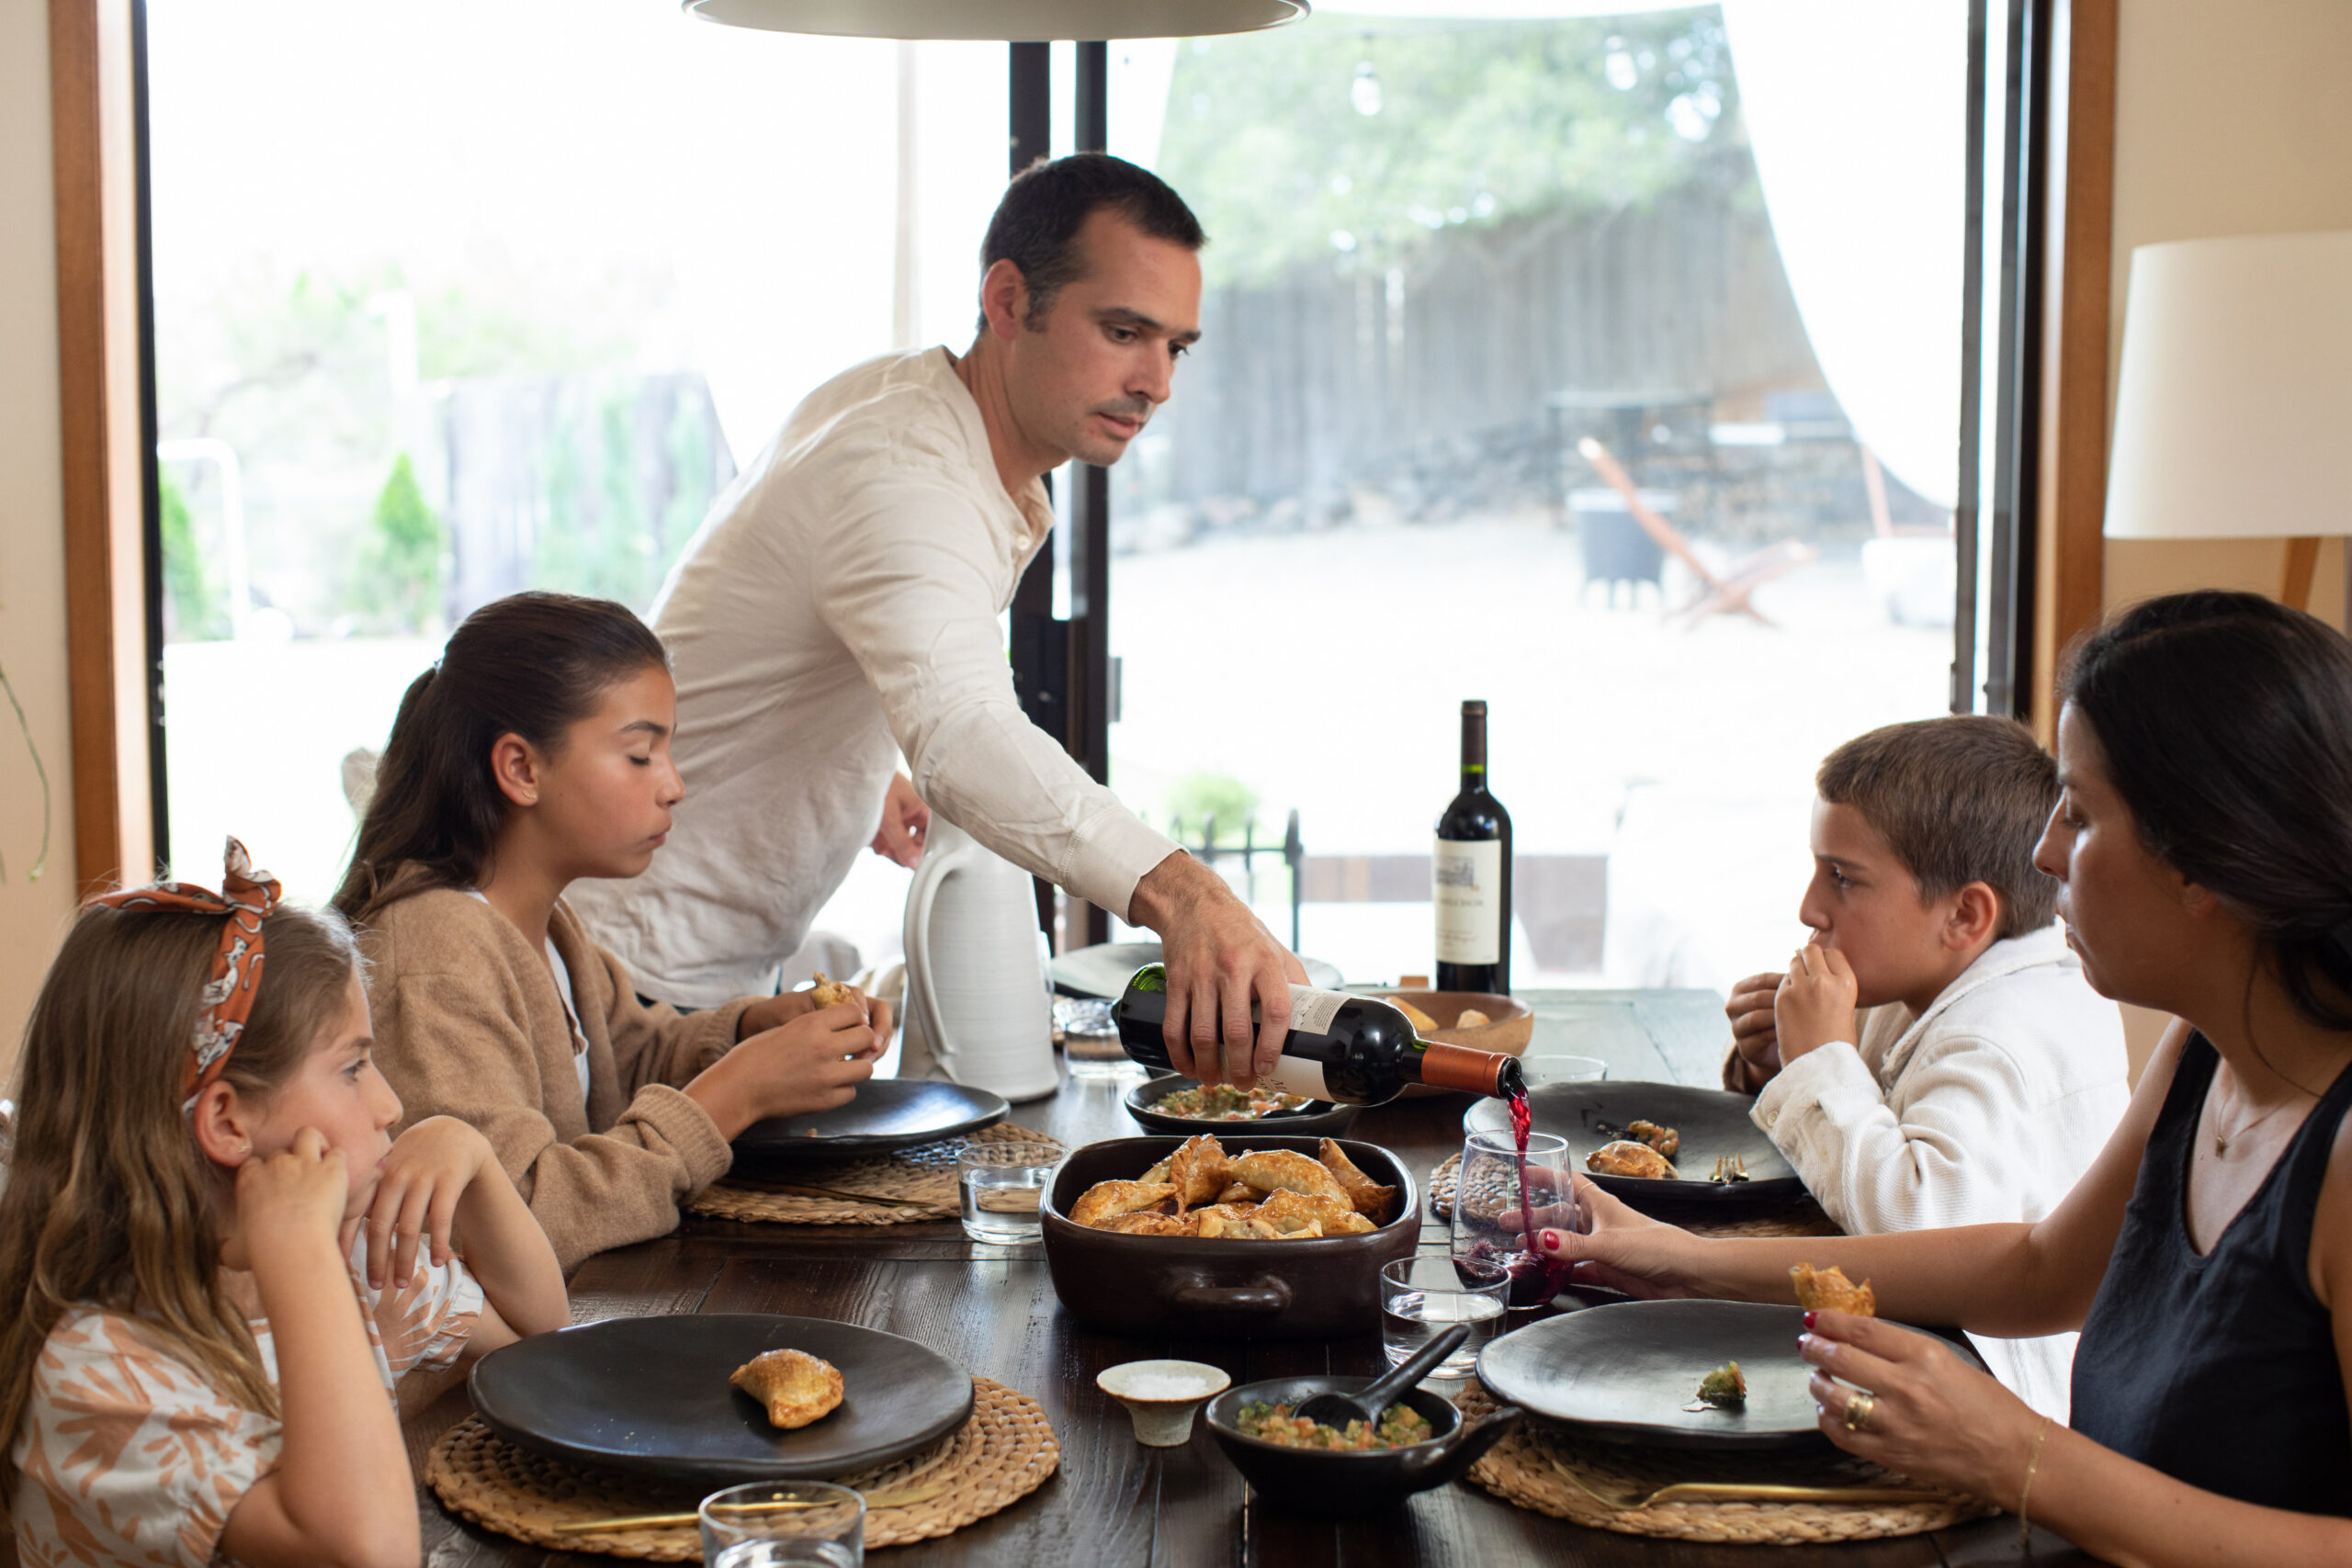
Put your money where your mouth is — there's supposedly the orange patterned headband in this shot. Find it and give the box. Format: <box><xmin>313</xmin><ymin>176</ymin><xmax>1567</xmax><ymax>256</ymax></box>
<box><xmin>88</xmin><ymin>837</ymin><xmax>281</xmax><ymax>1110</ymax></box>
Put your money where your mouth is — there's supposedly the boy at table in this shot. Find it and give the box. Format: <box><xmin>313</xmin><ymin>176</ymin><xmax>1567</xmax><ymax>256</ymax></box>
<box><xmin>1720</xmin><ymin>716</ymin><xmax>2129</xmax><ymax>1421</ymax></box>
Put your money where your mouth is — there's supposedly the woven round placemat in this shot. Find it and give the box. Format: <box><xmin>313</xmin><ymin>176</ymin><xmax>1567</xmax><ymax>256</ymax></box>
<box><xmin>1427</xmin><ymin>1153</ymin><xmax>1840</xmax><ymax>1239</ymax></box>
<box><xmin>690</xmin><ymin>1122</ymin><xmax>1067</xmax><ymax>1225</ymax></box>
<box><xmin>1453</xmin><ymin>1382</ymin><xmax>1995</xmax><ymax>1543</ymax></box>
<box><xmin>427</xmin><ymin>1376</ymin><xmax>1058</xmax><ymax>1558</ymax></box>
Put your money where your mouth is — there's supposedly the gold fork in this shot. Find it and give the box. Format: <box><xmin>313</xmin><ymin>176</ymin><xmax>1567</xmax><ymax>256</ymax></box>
<box><xmin>553</xmin><ymin>1480</ymin><xmax>951</xmax><ymax>1533</ymax></box>
<box><xmin>1548</xmin><ymin>1457</ymin><xmax>1955</xmax><ymax>1512</ymax></box>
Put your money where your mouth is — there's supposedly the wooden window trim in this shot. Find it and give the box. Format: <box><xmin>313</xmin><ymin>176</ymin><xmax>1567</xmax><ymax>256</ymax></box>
<box><xmin>2030</xmin><ymin>0</ymin><xmax>2118</xmax><ymax>741</ymax></box>
<box><xmin>50</xmin><ymin>0</ymin><xmax>153</xmax><ymax>895</ymax></box>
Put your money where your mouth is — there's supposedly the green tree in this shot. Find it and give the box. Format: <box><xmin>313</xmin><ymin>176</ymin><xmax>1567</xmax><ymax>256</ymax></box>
<box><xmin>159</xmin><ymin>474</ymin><xmax>228</xmax><ymax>640</ymax></box>
<box><xmin>361</xmin><ymin>453</ymin><xmax>444</xmax><ymax>633</ymax></box>
<box><xmin>1159</xmin><ymin>12</ymin><xmax>1744</xmax><ymax>288</ymax></box>
<box><xmin>1166</xmin><ymin>772</ymin><xmax>1262</xmax><ymax>846</ymax></box>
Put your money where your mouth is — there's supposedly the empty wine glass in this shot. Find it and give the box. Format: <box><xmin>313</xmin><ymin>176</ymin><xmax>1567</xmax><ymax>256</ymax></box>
<box><xmin>1449</xmin><ymin>1128</ymin><xmax>1576</xmax><ymax>1310</ymax></box>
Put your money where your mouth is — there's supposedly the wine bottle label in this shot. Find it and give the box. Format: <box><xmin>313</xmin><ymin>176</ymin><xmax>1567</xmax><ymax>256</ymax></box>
<box><xmin>1433</xmin><ymin>840</ymin><xmax>1503</xmax><ymax>964</ymax></box>
<box><xmin>1257</xmin><ymin>1055</ymin><xmax>1332</xmax><ymax>1101</ymax></box>
<box><xmin>1284</xmin><ymin>985</ymin><xmax>1348</xmax><ymax>1036</ymax></box>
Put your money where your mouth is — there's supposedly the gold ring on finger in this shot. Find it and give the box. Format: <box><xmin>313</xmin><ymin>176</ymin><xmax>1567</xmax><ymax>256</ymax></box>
<box><xmin>1843</xmin><ymin>1392</ymin><xmax>1876</xmax><ymax>1433</ymax></box>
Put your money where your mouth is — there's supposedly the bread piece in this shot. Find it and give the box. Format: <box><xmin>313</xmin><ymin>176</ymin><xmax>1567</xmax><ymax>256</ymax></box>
<box><xmin>809</xmin><ymin>972</ymin><xmax>855</xmax><ymax>1009</ymax></box>
<box><xmin>1232</xmin><ymin>1149</ymin><xmax>1351</xmax><ymax>1203</ymax></box>
<box><xmin>1588</xmin><ymin>1140</ymin><xmax>1677</xmax><ymax>1179</ymax></box>
<box><xmin>1382</xmin><ymin>995</ymin><xmax>1442</xmax><ymax>1031</ymax></box>
<box><xmin>1453</xmin><ymin>1008</ymin><xmax>1491</xmax><ymax>1028</ymax></box>
<box><xmin>1790</xmin><ymin>1263</ymin><xmax>1877</xmax><ymax>1317</ymax></box>
<box><xmin>1316</xmin><ymin>1138</ymin><xmax>1399</xmax><ymax>1222</ymax></box>
<box><xmin>1071</xmin><ymin>1179</ymin><xmax>1178</xmax><ymax>1228</ymax></box>
<box><xmin>1166</xmin><ymin>1134</ymin><xmax>1233</xmax><ymax>1211</ymax></box>
<box><xmin>730</xmin><ymin>1348</ymin><xmax>844</xmax><ymax>1430</ymax></box>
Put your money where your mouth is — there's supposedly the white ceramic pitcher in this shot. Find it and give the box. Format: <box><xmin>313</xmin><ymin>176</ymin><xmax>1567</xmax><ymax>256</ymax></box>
<box><xmin>899</xmin><ymin>815</ymin><xmax>1060</xmax><ymax>1101</ymax></box>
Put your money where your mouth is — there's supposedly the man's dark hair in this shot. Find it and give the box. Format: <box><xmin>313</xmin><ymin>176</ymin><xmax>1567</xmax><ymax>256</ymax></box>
<box><xmin>1816</xmin><ymin>716</ymin><xmax>2061</xmax><ymax>940</ymax></box>
<box><xmin>978</xmin><ymin>152</ymin><xmax>1204</xmax><ymax>330</ymax></box>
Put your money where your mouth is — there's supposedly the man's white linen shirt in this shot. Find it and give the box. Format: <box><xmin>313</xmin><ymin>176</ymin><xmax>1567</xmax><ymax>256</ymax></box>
<box><xmin>571</xmin><ymin>347</ymin><xmax>1179</xmax><ymax>1007</ymax></box>
<box><xmin>1748</xmin><ymin>923</ymin><xmax>2131</xmax><ymax>1423</ymax></box>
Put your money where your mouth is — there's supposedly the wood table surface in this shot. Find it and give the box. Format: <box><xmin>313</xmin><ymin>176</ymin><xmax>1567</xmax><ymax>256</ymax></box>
<box><xmin>402</xmin><ymin>990</ymin><xmax>2099</xmax><ymax>1567</ymax></box>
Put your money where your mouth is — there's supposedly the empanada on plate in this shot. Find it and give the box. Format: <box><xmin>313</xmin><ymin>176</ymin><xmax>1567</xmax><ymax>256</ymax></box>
<box><xmin>729</xmin><ymin>1348</ymin><xmax>844</xmax><ymax>1430</ymax></box>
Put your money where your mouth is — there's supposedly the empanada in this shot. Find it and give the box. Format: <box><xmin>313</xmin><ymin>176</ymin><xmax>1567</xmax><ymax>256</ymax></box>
<box><xmin>1588</xmin><ymin>1140</ymin><xmax>1677</xmax><ymax>1179</ymax></box>
<box><xmin>1790</xmin><ymin>1263</ymin><xmax>1876</xmax><ymax>1317</ymax></box>
<box><xmin>1165</xmin><ymin>1134</ymin><xmax>1233</xmax><ymax>1211</ymax></box>
<box><xmin>1072</xmin><ymin>1179</ymin><xmax>1178</xmax><ymax>1228</ymax></box>
<box><xmin>1254</xmin><ymin>1188</ymin><xmax>1374</xmax><ymax>1235</ymax></box>
<box><xmin>809</xmin><ymin>972</ymin><xmax>855</xmax><ymax>1009</ymax></box>
<box><xmin>1232</xmin><ymin>1149</ymin><xmax>1351</xmax><ymax>1203</ymax></box>
<box><xmin>730</xmin><ymin>1348</ymin><xmax>844</xmax><ymax>1430</ymax></box>
<box><xmin>1102</xmin><ymin>1211</ymin><xmax>1201</xmax><ymax>1236</ymax></box>
<box><xmin>1316</xmin><ymin>1138</ymin><xmax>1398</xmax><ymax>1222</ymax></box>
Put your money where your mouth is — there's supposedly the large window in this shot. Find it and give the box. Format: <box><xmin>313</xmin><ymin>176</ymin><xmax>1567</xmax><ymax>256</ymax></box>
<box><xmin>151</xmin><ymin>2</ymin><xmax>1984</xmax><ymax>998</ymax></box>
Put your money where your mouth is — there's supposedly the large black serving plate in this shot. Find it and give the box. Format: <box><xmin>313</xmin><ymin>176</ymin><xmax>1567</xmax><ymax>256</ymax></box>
<box><xmin>468</xmin><ymin>1314</ymin><xmax>974</xmax><ymax>1483</ymax></box>
<box><xmin>1050</xmin><ymin>939</ymin><xmax>1344</xmax><ymax>998</ymax></box>
<box><xmin>1464</xmin><ymin>1080</ymin><xmax>1802</xmax><ymax>1206</ymax></box>
<box><xmin>730</xmin><ymin>1077</ymin><xmax>1007</xmax><ymax>1173</ymax></box>
<box><xmin>1477</xmin><ymin>1300</ymin><xmax>1984</xmax><ymax>1452</ymax></box>
<box><xmin>1123</xmin><ymin>1072</ymin><xmax>1359</xmax><ymax>1137</ymax></box>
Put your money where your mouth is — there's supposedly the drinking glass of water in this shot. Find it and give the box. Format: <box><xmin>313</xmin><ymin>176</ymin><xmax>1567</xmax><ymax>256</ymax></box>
<box><xmin>1056</xmin><ymin>998</ymin><xmax>1140</xmax><ymax>1081</ymax></box>
<box><xmin>699</xmin><ymin>1480</ymin><xmax>863</xmax><ymax>1567</ymax></box>
<box><xmin>957</xmin><ymin>1145</ymin><xmax>1056</xmax><ymax>1244</ymax></box>
<box><xmin>1379</xmin><ymin>1255</ymin><xmax>1507</xmax><ymax>1381</ymax></box>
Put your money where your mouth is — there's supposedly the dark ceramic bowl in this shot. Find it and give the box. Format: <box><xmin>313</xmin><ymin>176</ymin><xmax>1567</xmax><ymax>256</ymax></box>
<box><xmin>1042</xmin><ymin>1134</ymin><xmax>1419</xmax><ymax>1341</ymax></box>
<box><xmin>1123</xmin><ymin>1074</ymin><xmax>1361</xmax><ymax>1138</ymax></box>
<box><xmin>1204</xmin><ymin>1376</ymin><xmax>1522</xmax><ymax>1517</ymax></box>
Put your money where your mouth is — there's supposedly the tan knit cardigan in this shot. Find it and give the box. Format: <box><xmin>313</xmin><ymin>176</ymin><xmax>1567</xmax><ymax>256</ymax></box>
<box><xmin>357</xmin><ymin>886</ymin><xmax>758</xmax><ymax>1272</ymax></box>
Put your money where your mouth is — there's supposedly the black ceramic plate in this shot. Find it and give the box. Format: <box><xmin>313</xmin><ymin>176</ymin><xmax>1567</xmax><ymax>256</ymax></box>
<box><xmin>468</xmin><ymin>1314</ymin><xmax>975</xmax><ymax>1483</ymax></box>
<box><xmin>1124</xmin><ymin>1073</ymin><xmax>1360</xmax><ymax>1137</ymax></box>
<box><xmin>730</xmin><ymin>1078</ymin><xmax>1007</xmax><ymax>1172</ymax></box>
<box><xmin>1464</xmin><ymin>1080</ymin><xmax>1802</xmax><ymax>1206</ymax></box>
<box><xmin>1051</xmin><ymin>940</ymin><xmax>1344</xmax><ymax>998</ymax></box>
<box><xmin>1477</xmin><ymin>1300</ymin><xmax>1982</xmax><ymax>1451</ymax></box>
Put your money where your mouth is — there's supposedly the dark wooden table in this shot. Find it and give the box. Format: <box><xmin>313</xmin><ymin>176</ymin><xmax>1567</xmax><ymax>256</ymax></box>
<box><xmin>405</xmin><ymin>990</ymin><xmax>2096</xmax><ymax>1566</ymax></box>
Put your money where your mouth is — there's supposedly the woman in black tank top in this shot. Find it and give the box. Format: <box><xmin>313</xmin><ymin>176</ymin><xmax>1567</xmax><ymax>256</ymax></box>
<box><xmin>1540</xmin><ymin>592</ymin><xmax>2352</xmax><ymax>1563</ymax></box>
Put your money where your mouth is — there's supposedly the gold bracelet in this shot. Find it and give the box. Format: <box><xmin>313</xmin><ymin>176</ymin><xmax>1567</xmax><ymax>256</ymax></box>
<box><xmin>2016</xmin><ymin>1416</ymin><xmax>2053</xmax><ymax>1546</ymax></box>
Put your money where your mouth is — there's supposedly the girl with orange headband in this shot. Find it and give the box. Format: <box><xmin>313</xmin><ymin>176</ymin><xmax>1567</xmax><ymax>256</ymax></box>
<box><xmin>0</xmin><ymin>840</ymin><xmax>570</xmax><ymax>1568</ymax></box>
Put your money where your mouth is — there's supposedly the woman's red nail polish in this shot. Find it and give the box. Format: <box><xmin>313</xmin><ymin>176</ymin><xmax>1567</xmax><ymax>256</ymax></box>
<box><xmin>1540</xmin><ymin>1229</ymin><xmax>1562</xmax><ymax>1250</ymax></box>
<box><xmin>1804</xmin><ymin>1311</ymin><xmax>1816</xmax><ymax>1330</ymax></box>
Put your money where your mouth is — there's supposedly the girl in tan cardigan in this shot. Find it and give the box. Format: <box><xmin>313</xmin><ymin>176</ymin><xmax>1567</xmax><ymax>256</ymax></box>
<box><xmin>334</xmin><ymin>592</ymin><xmax>887</xmax><ymax>1270</ymax></box>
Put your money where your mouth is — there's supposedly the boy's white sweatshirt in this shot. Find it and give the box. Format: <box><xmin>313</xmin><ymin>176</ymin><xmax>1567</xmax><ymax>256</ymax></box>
<box><xmin>1748</xmin><ymin>923</ymin><xmax>2131</xmax><ymax>1422</ymax></box>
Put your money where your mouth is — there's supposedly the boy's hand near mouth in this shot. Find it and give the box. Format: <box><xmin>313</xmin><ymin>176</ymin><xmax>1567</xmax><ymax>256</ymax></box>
<box><xmin>1775</xmin><ymin>941</ymin><xmax>1860</xmax><ymax>1064</ymax></box>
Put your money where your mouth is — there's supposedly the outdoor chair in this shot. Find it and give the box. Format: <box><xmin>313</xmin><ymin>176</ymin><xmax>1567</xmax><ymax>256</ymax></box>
<box><xmin>1577</xmin><ymin>437</ymin><xmax>1818</xmax><ymax>627</ymax></box>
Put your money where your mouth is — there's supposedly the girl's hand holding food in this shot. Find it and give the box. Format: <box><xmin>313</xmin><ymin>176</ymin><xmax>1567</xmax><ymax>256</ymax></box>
<box><xmin>689</xmin><ymin>1000</ymin><xmax>881</xmax><ymax>1137</ymax></box>
<box><xmin>366</xmin><ymin>1115</ymin><xmax>496</xmax><ymax>1290</ymax></box>
<box><xmin>738</xmin><ymin>984</ymin><xmax>893</xmax><ymax>1058</ymax></box>
<box><xmin>229</xmin><ymin>1126</ymin><xmax>350</xmax><ymax>1273</ymax></box>
<box><xmin>1800</xmin><ymin>1310</ymin><xmax>2042</xmax><ymax>1505</ymax></box>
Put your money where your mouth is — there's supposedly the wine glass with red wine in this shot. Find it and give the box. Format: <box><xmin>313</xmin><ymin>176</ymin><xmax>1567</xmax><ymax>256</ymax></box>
<box><xmin>1449</xmin><ymin>1128</ymin><xmax>1577</xmax><ymax>1310</ymax></box>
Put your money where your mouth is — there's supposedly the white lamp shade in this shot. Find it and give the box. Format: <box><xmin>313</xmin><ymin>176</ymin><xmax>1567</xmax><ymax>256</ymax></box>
<box><xmin>681</xmin><ymin>0</ymin><xmax>1306</xmax><ymax>39</ymax></box>
<box><xmin>2104</xmin><ymin>230</ymin><xmax>2352</xmax><ymax>540</ymax></box>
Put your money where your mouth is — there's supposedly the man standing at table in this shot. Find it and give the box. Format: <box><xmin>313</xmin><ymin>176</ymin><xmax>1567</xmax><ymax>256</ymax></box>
<box><xmin>571</xmin><ymin>153</ymin><xmax>1298</xmax><ymax>1088</ymax></box>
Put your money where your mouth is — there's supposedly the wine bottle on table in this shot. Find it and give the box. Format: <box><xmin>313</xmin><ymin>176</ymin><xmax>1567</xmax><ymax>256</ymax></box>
<box><xmin>1112</xmin><ymin>964</ymin><xmax>1525</xmax><ymax>1107</ymax></box>
<box><xmin>1434</xmin><ymin>699</ymin><xmax>1513</xmax><ymax>994</ymax></box>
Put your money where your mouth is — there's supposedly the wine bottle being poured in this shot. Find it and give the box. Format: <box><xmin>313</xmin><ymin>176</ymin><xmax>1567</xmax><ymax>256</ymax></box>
<box><xmin>1111</xmin><ymin>964</ymin><xmax>1526</xmax><ymax>1107</ymax></box>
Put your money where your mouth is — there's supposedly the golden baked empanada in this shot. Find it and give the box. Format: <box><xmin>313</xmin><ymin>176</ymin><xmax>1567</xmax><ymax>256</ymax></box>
<box><xmin>730</xmin><ymin>1348</ymin><xmax>844</xmax><ymax>1430</ymax></box>
<box><xmin>1588</xmin><ymin>1140</ymin><xmax>1677</xmax><ymax>1179</ymax></box>
<box><xmin>1316</xmin><ymin>1138</ymin><xmax>1397</xmax><ymax>1222</ymax></box>
<box><xmin>1071</xmin><ymin>1179</ymin><xmax>1178</xmax><ymax>1228</ymax></box>
<box><xmin>1790</xmin><ymin>1263</ymin><xmax>1876</xmax><ymax>1317</ymax></box>
<box><xmin>1232</xmin><ymin>1149</ymin><xmax>1351</xmax><ymax>1203</ymax></box>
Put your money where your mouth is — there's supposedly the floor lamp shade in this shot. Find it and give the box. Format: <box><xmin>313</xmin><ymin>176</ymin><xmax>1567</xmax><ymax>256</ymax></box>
<box><xmin>2104</xmin><ymin>231</ymin><xmax>2352</xmax><ymax>543</ymax></box>
<box><xmin>681</xmin><ymin>0</ymin><xmax>1308</xmax><ymax>39</ymax></box>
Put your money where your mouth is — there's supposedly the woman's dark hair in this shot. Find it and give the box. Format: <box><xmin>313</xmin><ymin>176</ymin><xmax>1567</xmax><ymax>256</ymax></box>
<box><xmin>978</xmin><ymin>152</ymin><xmax>1204</xmax><ymax>329</ymax></box>
<box><xmin>2063</xmin><ymin>590</ymin><xmax>2352</xmax><ymax>1029</ymax></box>
<box><xmin>333</xmin><ymin>591</ymin><xmax>667</xmax><ymax>922</ymax></box>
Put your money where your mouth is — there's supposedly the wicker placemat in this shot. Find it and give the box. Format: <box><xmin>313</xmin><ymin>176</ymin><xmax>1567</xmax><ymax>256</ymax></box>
<box><xmin>427</xmin><ymin>1376</ymin><xmax>1059</xmax><ymax>1558</ymax></box>
<box><xmin>1453</xmin><ymin>1382</ymin><xmax>1995</xmax><ymax>1543</ymax></box>
<box><xmin>1428</xmin><ymin>1153</ymin><xmax>1840</xmax><ymax>1239</ymax></box>
<box><xmin>690</xmin><ymin>1122</ymin><xmax>1067</xmax><ymax>1225</ymax></box>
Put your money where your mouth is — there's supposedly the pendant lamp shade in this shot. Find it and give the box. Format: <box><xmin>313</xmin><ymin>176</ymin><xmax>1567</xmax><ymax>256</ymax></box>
<box><xmin>682</xmin><ymin>0</ymin><xmax>1308</xmax><ymax>39</ymax></box>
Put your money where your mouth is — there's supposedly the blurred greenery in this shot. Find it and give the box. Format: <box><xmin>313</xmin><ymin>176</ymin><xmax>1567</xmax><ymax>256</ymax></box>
<box><xmin>356</xmin><ymin>454</ymin><xmax>445</xmax><ymax>633</ymax></box>
<box><xmin>1166</xmin><ymin>772</ymin><xmax>1263</xmax><ymax>846</ymax></box>
<box><xmin>160</xmin><ymin>474</ymin><xmax>229</xmax><ymax>640</ymax></box>
<box><xmin>1159</xmin><ymin>11</ymin><xmax>1746</xmax><ymax>288</ymax></box>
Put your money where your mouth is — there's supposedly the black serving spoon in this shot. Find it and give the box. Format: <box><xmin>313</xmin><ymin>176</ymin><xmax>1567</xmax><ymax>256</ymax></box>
<box><xmin>1292</xmin><ymin>1324</ymin><xmax>1472</xmax><ymax>1431</ymax></box>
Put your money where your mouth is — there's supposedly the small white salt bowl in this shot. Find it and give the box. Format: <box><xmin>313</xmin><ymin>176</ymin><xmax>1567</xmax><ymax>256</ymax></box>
<box><xmin>1097</xmin><ymin>1359</ymin><xmax>1232</xmax><ymax>1447</ymax></box>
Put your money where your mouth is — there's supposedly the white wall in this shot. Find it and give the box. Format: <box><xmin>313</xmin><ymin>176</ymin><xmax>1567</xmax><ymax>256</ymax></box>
<box><xmin>0</xmin><ymin>1</ymin><xmax>78</xmax><ymax>1090</ymax></box>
